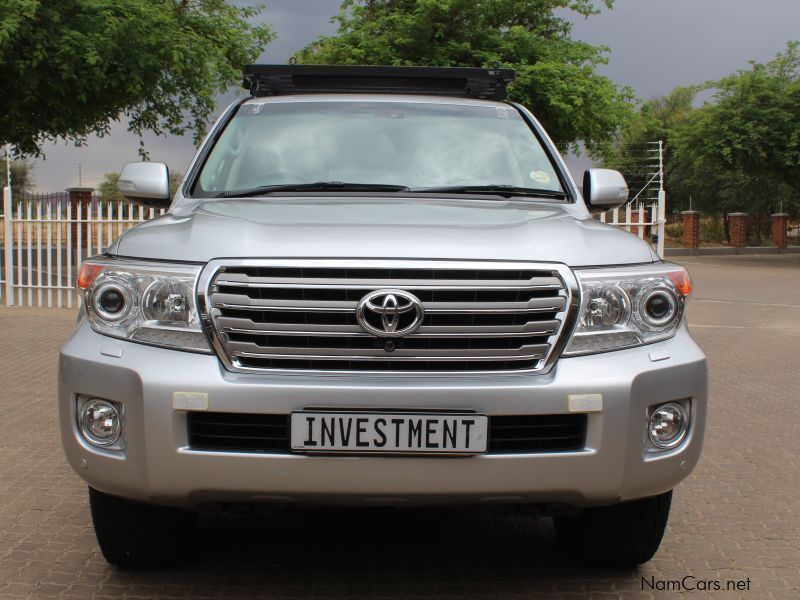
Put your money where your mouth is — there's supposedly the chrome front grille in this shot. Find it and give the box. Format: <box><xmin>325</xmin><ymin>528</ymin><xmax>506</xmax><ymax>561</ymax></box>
<box><xmin>199</xmin><ymin>260</ymin><xmax>577</xmax><ymax>373</ymax></box>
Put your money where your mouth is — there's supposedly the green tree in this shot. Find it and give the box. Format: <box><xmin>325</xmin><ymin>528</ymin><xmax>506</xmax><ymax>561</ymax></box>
<box><xmin>672</xmin><ymin>42</ymin><xmax>800</xmax><ymax>240</ymax></box>
<box><xmin>0</xmin><ymin>159</ymin><xmax>35</xmax><ymax>194</ymax></box>
<box><xmin>682</xmin><ymin>41</ymin><xmax>800</xmax><ymax>193</ymax></box>
<box><xmin>604</xmin><ymin>86</ymin><xmax>696</xmax><ymax>206</ymax></box>
<box><xmin>0</xmin><ymin>0</ymin><xmax>274</xmax><ymax>157</ymax></box>
<box><xmin>97</xmin><ymin>172</ymin><xmax>122</xmax><ymax>203</ymax></box>
<box><xmin>296</xmin><ymin>0</ymin><xmax>634</xmax><ymax>154</ymax></box>
<box><xmin>169</xmin><ymin>171</ymin><xmax>184</xmax><ymax>199</ymax></box>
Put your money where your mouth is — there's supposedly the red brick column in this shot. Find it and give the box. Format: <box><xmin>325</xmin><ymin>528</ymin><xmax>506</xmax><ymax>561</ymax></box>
<box><xmin>66</xmin><ymin>187</ymin><xmax>93</xmax><ymax>250</ymax></box>
<box><xmin>771</xmin><ymin>213</ymin><xmax>789</xmax><ymax>249</ymax></box>
<box><xmin>682</xmin><ymin>211</ymin><xmax>700</xmax><ymax>249</ymax></box>
<box><xmin>728</xmin><ymin>212</ymin><xmax>747</xmax><ymax>248</ymax></box>
<box><xmin>630</xmin><ymin>210</ymin><xmax>641</xmax><ymax>237</ymax></box>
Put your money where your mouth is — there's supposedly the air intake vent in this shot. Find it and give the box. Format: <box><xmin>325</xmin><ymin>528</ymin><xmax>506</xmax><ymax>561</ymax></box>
<box><xmin>187</xmin><ymin>413</ymin><xmax>587</xmax><ymax>455</ymax></box>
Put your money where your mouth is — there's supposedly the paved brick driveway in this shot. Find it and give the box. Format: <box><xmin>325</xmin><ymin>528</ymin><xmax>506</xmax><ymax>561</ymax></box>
<box><xmin>0</xmin><ymin>255</ymin><xmax>798</xmax><ymax>599</ymax></box>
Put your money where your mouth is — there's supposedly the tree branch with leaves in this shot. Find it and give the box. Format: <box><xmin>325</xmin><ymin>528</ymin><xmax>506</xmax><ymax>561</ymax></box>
<box><xmin>296</xmin><ymin>0</ymin><xmax>634</xmax><ymax>155</ymax></box>
<box><xmin>0</xmin><ymin>0</ymin><xmax>274</xmax><ymax>157</ymax></box>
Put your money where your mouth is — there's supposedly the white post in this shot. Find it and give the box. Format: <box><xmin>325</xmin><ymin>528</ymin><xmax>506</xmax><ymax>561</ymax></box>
<box><xmin>656</xmin><ymin>140</ymin><xmax>666</xmax><ymax>258</ymax></box>
<box><xmin>637</xmin><ymin>203</ymin><xmax>645</xmax><ymax>239</ymax></box>
<box><xmin>4</xmin><ymin>144</ymin><xmax>10</xmax><ymax>188</ymax></box>
<box><xmin>36</xmin><ymin>199</ymin><xmax>42</xmax><ymax>307</ymax></box>
<box><xmin>3</xmin><ymin>186</ymin><xmax>12</xmax><ymax>305</ymax></box>
<box><xmin>624</xmin><ymin>203</ymin><xmax>632</xmax><ymax>233</ymax></box>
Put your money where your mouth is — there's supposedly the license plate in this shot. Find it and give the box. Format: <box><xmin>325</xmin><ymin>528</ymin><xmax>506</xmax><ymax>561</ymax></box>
<box><xmin>290</xmin><ymin>412</ymin><xmax>488</xmax><ymax>454</ymax></box>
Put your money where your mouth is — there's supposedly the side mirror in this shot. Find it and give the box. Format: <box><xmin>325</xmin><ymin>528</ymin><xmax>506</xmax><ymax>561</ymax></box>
<box><xmin>117</xmin><ymin>162</ymin><xmax>170</xmax><ymax>208</ymax></box>
<box><xmin>582</xmin><ymin>168</ymin><xmax>629</xmax><ymax>213</ymax></box>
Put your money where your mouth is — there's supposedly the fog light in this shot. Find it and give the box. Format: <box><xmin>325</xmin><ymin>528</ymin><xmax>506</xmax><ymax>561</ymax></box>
<box><xmin>79</xmin><ymin>399</ymin><xmax>122</xmax><ymax>447</ymax></box>
<box><xmin>648</xmin><ymin>402</ymin><xmax>688</xmax><ymax>449</ymax></box>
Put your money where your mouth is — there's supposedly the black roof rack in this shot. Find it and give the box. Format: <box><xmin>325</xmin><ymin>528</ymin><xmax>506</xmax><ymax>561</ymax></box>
<box><xmin>242</xmin><ymin>65</ymin><xmax>516</xmax><ymax>101</ymax></box>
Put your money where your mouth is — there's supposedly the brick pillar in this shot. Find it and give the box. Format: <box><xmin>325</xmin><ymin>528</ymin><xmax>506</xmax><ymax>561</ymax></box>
<box><xmin>728</xmin><ymin>212</ymin><xmax>747</xmax><ymax>248</ymax></box>
<box><xmin>66</xmin><ymin>187</ymin><xmax>93</xmax><ymax>250</ymax></box>
<box><xmin>681</xmin><ymin>211</ymin><xmax>700</xmax><ymax>249</ymax></box>
<box><xmin>630</xmin><ymin>210</ymin><xmax>641</xmax><ymax>237</ymax></box>
<box><xmin>771</xmin><ymin>213</ymin><xmax>789</xmax><ymax>249</ymax></box>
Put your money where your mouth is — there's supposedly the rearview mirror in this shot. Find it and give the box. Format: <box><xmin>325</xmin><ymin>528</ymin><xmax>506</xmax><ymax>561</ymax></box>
<box><xmin>117</xmin><ymin>162</ymin><xmax>170</xmax><ymax>208</ymax></box>
<box><xmin>583</xmin><ymin>168</ymin><xmax>629</xmax><ymax>213</ymax></box>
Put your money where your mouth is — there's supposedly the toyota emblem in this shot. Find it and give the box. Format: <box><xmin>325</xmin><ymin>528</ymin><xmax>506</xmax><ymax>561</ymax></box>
<box><xmin>356</xmin><ymin>289</ymin><xmax>425</xmax><ymax>338</ymax></box>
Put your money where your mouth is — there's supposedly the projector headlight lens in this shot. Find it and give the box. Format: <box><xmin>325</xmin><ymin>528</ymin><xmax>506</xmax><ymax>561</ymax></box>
<box><xmin>640</xmin><ymin>287</ymin><xmax>678</xmax><ymax>328</ymax></box>
<box><xmin>93</xmin><ymin>281</ymin><xmax>134</xmax><ymax>321</ymax></box>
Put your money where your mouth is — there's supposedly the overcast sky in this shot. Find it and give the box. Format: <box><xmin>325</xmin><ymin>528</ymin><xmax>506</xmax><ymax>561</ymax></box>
<box><xmin>26</xmin><ymin>0</ymin><xmax>800</xmax><ymax>192</ymax></box>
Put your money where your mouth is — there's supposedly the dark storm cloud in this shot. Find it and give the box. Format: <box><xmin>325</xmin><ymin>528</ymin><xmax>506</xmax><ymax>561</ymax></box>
<box><xmin>29</xmin><ymin>0</ymin><xmax>800</xmax><ymax>191</ymax></box>
<box><xmin>571</xmin><ymin>0</ymin><xmax>800</xmax><ymax>99</ymax></box>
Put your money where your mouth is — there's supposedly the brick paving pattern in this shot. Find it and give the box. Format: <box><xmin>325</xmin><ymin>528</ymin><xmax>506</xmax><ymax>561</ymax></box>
<box><xmin>0</xmin><ymin>255</ymin><xmax>798</xmax><ymax>599</ymax></box>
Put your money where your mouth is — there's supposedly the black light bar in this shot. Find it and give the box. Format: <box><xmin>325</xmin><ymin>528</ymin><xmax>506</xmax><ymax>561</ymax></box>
<box><xmin>242</xmin><ymin>65</ymin><xmax>516</xmax><ymax>101</ymax></box>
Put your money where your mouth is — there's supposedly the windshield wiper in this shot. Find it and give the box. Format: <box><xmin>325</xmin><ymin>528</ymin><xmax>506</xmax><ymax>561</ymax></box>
<box><xmin>217</xmin><ymin>181</ymin><xmax>411</xmax><ymax>198</ymax></box>
<box><xmin>410</xmin><ymin>185</ymin><xmax>567</xmax><ymax>199</ymax></box>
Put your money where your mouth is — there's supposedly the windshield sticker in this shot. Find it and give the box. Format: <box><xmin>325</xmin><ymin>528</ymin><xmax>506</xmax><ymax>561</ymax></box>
<box><xmin>530</xmin><ymin>170</ymin><xmax>551</xmax><ymax>184</ymax></box>
<box><xmin>495</xmin><ymin>107</ymin><xmax>510</xmax><ymax>120</ymax></box>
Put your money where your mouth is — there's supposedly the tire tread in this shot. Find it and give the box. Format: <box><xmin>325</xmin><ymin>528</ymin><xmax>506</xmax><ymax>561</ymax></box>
<box><xmin>89</xmin><ymin>487</ymin><xmax>196</xmax><ymax>568</ymax></box>
<box><xmin>554</xmin><ymin>491</ymin><xmax>672</xmax><ymax>568</ymax></box>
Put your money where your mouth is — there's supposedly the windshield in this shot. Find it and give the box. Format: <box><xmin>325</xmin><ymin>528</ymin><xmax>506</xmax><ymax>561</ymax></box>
<box><xmin>193</xmin><ymin>99</ymin><xmax>565</xmax><ymax>198</ymax></box>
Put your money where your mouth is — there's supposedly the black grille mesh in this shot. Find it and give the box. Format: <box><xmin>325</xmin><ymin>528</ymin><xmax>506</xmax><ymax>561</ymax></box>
<box><xmin>188</xmin><ymin>412</ymin><xmax>587</xmax><ymax>454</ymax></box>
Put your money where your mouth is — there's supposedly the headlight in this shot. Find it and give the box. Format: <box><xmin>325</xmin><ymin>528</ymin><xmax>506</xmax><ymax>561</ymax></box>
<box><xmin>563</xmin><ymin>263</ymin><xmax>691</xmax><ymax>356</ymax></box>
<box><xmin>77</xmin><ymin>257</ymin><xmax>211</xmax><ymax>352</ymax></box>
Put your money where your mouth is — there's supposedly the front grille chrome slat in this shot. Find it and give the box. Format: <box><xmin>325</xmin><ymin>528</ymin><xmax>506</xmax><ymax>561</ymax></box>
<box><xmin>214</xmin><ymin>296</ymin><xmax>567</xmax><ymax>314</ymax></box>
<box><xmin>213</xmin><ymin>296</ymin><xmax>357</xmax><ymax>311</ymax></box>
<box><xmin>214</xmin><ymin>277</ymin><xmax>563</xmax><ymax>291</ymax></box>
<box><xmin>201</xmin><ymin>260</ymin><xmax>576</xmax><ymax>373</ymax></box>
<box><xmin>229</xmin><ymin>344</ymin><xmax>550</xmax><ymax>360</ymax></box>
<box><xmin>218</xmin><ymin>318</ymin><xmax>561</xmax><ymax>338</ymax></box>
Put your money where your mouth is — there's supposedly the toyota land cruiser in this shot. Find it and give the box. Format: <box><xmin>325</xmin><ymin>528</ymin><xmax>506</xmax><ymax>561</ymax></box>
<box><xmin>59</xmin><ymin>65</ymin><xmax>707</xmax><ymax>568</ymax></box>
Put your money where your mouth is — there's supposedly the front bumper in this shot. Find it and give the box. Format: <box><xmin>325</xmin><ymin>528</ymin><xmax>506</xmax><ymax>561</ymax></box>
<box><xmin>59</xmin><ymin>319</ymin><xmax>707</xmax><ymax>508</ymax></box>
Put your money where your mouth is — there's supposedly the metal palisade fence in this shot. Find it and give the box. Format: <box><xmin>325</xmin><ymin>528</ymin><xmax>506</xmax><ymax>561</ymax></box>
<box><xmin>1</xmin><ymin>188</ymin><xmax>165</xmax><ymax>308</ymax></box>
<box><xmin>597</xmin><ymin>201</ymin><xmax>664</xmax><ymax>248</ymax></box>
<box><xmin>593</xmin><ymin>141</ymin><xmax>667</xmax><ymax>258</ymax></box>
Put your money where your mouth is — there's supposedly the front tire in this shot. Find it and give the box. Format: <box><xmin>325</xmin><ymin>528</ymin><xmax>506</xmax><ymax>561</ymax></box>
<box><xmin>554</xmin><ymin>491</ymin><xmax>672</xmax><ymax>568</ymax></box>
<box><xmin>89</xmin><ymin>487</ymin><xmax>197</xmax><ymax>568</ymax></box>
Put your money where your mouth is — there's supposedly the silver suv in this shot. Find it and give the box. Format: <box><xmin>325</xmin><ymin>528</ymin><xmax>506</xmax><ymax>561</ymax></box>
<box><xmin>59</xmin><ymin>66</ymin><xmax>707</xmax><ymax>568</ymax></box>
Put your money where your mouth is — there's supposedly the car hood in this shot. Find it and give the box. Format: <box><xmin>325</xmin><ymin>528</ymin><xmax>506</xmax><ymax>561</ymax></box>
<box><xmin>112</xmin><ymin>196</ymin><xmax>658</xmax><ymax>267</ymax></box>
